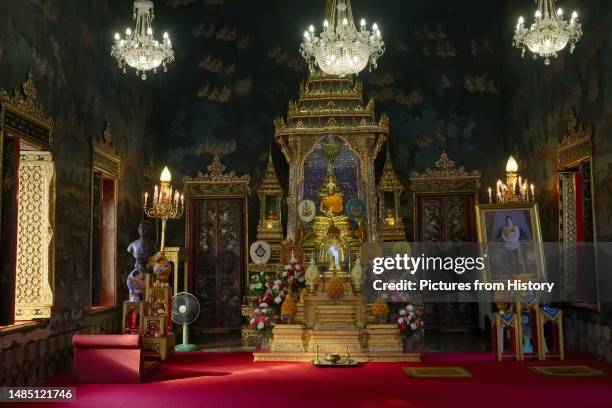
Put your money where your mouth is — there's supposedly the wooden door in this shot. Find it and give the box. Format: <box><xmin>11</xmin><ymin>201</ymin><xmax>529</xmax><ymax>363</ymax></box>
<box><xmin>416</xmin><ymin>193</ymin><xmax>478</xmax><ymax>330</ymax></box>
<box><xmin>189</xmin><ymin>198</ymin><xmax>244</xmax><ymax>329</ymax></box>
<box><xmin>416</xmin><ymin>194</ymin><xmax>476</xmax><ymax>242</ymax></box>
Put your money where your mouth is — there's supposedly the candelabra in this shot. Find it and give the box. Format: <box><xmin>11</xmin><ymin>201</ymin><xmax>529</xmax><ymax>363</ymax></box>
<box><xmin>488</xmin><ymin>156</ymin><xmax>535</xmax><ymax>204</ymax></box>
<box><xmin>143</xmin><ymin>166</ymin><xmax>184</xmax><ymax>252</ymax></box>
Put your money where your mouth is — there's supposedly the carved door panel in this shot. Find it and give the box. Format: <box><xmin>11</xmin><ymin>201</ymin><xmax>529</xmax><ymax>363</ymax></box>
<box><xmin>416</xmin><ymin>193</ymin><xmax>477</xmax><ymax>330</ymax></box>
<box><xmin>416</xmin><ymin>194</ymin><xmax>475</xmax><ymax>242</ymax></box>
<box><xmin>190</xmin><ymin>198</ymin><xmax>244</xmax><ymax>328</ymax></box>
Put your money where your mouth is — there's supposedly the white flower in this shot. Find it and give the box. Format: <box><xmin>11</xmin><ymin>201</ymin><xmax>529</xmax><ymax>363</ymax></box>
<box><xmin>274</xmin><ymin>295</ymin><xmax>283</xmax><ymax>304</ymax></box>
<box><xmin>250</xmin><ymin>318</ymin><xmax>255</xmax><ymax>324</ymax></box>
<box><xmin>259</xmin><ymin>302</ymin><xmax>268</xmax><ymax>308</ymax></box>
<box><xmin>407</xmin><ymin>305</ymin><xmax>414</xmax><ymax>312</ymax></box>
<box><xmin>257</xmin><ymin>321</ymin><xmax>265</xmax><ymax>330</ymax></box>
<box><xmin>398</xmin><ymin>317</ymin><xmax>405</xmax><ymax>324</ymax></box>
<box><xmin>399</xmin><ymin>309</ymin><xmax>406</xmax><ymax>315</ymax></box>
<box><xmin>410</xmin><ymin>323</ymin><xmax>417</xmax><ymax>331</ymax></box>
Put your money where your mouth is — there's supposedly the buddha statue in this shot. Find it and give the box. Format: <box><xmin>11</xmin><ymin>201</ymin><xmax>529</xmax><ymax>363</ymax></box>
<box><xmin>302</xmin><ymin>172</ymin><xmax>361</xmax><ymax>258</ymax></box>
<box><xmin>320</xmin><ymin>178</ymin><xmax>343</xmax><ymax>216</ymax></box>
<box><xmin>266</xmin><ymin>208</ymin><xmax>278</xmax><ymax>220</ymax></box>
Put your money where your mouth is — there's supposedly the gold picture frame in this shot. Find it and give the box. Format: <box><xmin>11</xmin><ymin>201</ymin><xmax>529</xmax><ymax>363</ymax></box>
<box><xmin>475</xmin><ymin>202</ymin><xmax>546</xmax><ymax>283</ymax></box>
<box><xmin>122</xmin><ymin>301</ymin><xmax>145</xmax><ymax>334</ymax></box>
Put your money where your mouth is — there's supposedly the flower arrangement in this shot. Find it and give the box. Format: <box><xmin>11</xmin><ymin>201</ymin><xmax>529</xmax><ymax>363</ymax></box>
<box><xmin>371</xmin><ymin>298</ymin><xmax>389</xmax><ymax>322</ymax></box>
<box><xmin>281</xmin><ymin>253</ymin><xmax>305</xmax><ymax>290</ymax></box>
<box><xmin>249</xmin><ymin>302</ymin><xmax>275</xmax><ymax>333</ymax></box>
<box><xmin>249</xmin><ymin>271</ymin><xmax>271</xmax><ymax>297</ymax></box>
<box><xmin>259</xmin><ymin>279</ymin><xmax>288</xmax><ymax>307</ymax></box>
<box><xmin>397</xmin><ymin>304</ymin><xmax>425</xmax><ymax>335</ymax></box>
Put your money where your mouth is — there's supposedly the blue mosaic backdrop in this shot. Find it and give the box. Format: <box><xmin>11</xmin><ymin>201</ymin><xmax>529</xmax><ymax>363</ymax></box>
<box><xmin>302</xmin><ymin>137</ymin><xmax>361</xmax><ymax>210</ymax></box>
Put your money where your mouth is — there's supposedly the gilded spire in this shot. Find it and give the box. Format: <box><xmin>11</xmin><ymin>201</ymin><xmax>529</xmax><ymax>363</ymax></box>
<box><xmin>258</xmin><ymin>152</ymin><xmax>283</xmax><ymax>196</ymax></box>
<box><xmin>377</xmin><ymin>145</ymin><xmax>404</xmax><ymax>192</ymax></box>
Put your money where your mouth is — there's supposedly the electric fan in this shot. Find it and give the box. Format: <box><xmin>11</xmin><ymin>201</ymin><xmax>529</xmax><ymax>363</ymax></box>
<box><xmin>172</xmin><ymin>292</ymin><xmax>200</xmax><ymax>352</ymax></box>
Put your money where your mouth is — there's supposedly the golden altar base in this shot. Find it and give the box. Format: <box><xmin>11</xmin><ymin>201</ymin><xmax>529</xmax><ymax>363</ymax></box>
<box><xmin>254</xmin><ymin>293</ymin><xmax>420</xmax><ymax>362</ymax></box>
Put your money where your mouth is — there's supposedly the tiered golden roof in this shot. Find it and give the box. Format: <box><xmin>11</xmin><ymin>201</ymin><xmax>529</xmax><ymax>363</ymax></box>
<box><xmin>257</xmin><ymin>153</ymin><xmax>283</xmax><ymax>197</ymax></box>
<box><xmin>377</xmin><ymin>149</ymin><xmax>405</xmax><ymax>193</ymax></box>
<box><xmin>274</xmin><ymin>72</ymin><xmax>389</xmax><ymax>137</ymax></box>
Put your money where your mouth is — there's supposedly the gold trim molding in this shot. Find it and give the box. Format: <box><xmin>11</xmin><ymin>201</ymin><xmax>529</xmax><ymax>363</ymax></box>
<box><xmin>410</xmin><ymin>151</ymin><xmax>481</xmax><ymax>193</ymax></box>
<box><xmin>184</xmin><ymin>154</ymin><xmax>251</xmax><ymax>196</ymax></box>
<box><xmin>557</xmin><ymin>109</ymin><xmax>593</xmax><ymax>169</ymax></box>
<box><xmin>93</xmin><ymin>121</ymin><xmax>121</xmax><ymax>177</ymax></box>
<box><xmin>0</xmin><ymin>70</ymin><xmax>54</xmax><ymax>149</ymax></box>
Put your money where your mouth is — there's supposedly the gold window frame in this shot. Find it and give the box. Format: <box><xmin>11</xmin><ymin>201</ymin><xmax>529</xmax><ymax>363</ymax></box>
<box><xmin>0</xmin><ymin>70</ymin><xmax>55</xmax><ymax>320</ymax></box>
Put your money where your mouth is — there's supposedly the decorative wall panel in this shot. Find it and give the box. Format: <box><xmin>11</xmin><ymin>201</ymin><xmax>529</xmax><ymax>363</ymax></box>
<box><xmin>15</xmin><ymin>151</ymin><xmax>54</xmax><ymax>319</ymax></box>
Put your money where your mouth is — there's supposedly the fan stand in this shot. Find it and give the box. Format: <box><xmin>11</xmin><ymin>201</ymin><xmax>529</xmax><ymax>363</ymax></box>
<box><xmin>175</xmin><ymin>322</ymin><xmax>198</xmax><ymax>352</ymax></box>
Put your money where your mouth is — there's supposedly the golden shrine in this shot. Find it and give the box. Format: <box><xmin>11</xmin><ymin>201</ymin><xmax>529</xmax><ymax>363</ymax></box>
<box><xmin>250</xmin><ymin>72</ymin><xmax>419</xmax><ymax>362</ymax></box>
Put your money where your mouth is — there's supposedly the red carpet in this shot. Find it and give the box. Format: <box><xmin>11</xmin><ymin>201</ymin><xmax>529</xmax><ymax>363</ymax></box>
<box><xmin>12</xmin><ymin>352</ymin><xmax>612</xmax><ymax>408</ymax></box>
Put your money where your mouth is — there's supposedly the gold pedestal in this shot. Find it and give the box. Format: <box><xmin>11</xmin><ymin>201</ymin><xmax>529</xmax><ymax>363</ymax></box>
<box><xmin>301</xmin><ymin>215</ymin><xmax>361</xmax><ymax>257</ymax></box>
<box><xmin>254</xmin><ymin>294</ymin><xmax>419</xmax><ymax>362</ymax></box>
<box><xmin>256</xmin><ymin>225</ymin><xmax>283</xmax><ymax>261</ymax></box>
<box><xmin>270</xmin><ymin>324</ymin><xmax>306</xmax><ymax>353</ymax></box>
<box><xmin>378</xmin><ymin>222</ymin><xmax>406</xmax><ymax>242</ymax></box>
<box><xmin>366</xmin><ymin>323</ymin><xmax>403</xmax><ymax>353</ymax></box>
<box><xmin>143</xmin><ymin>333</ymin><xmax>175</xmax><ymax>361</ymax></box>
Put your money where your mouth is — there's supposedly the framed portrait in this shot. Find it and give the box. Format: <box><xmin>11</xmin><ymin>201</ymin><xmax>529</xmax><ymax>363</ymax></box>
<box><xmin>476</xmin><ymin>203</ymin><xmax>546</xmax><ymax>282</ymax></box>
<box><xmin>122</xmin><ymin>301</ymin><xmax>145</xmax><ymax>334</ymax></box>
<box><xmin>143</xmin><ymin>315</ymin><xmax>165</xmax><ymax>337</ymax></box>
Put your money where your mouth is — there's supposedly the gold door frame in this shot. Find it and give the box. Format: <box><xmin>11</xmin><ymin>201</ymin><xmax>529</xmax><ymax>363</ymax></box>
<box><xmin>183</xmin><ymin>155</ymin><xmax>251</xmax><ymax>297</ymax></box>
<box><xmin>556</xmin><ymin>109</ymin><xmax>599</xmax><ymax>310</ymax></box>
<box><xmin>90</xmin><ymin>122</ymin><xmax>121</xmax><ymax>311</ymax></box>
<box><xmin>410</xmin><ymin>151</ymin><xmax>481</xmax><ymax>241</ymax></box>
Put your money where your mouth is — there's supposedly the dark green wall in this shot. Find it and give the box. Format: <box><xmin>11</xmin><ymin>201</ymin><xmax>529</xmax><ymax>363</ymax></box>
<box><xmin>0</xmin><ymin>0</ymin><xmax>157</xmax><ymax>385</ymax></box>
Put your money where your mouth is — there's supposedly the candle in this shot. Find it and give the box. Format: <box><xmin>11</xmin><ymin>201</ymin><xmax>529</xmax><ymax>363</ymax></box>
<box><xmin>144</xmin><ymin>192</ymin><xmax>148</xmax><ymax>206</ymax></box>
<box><xmin>153</xmin><ymin>185</ymin><xmax>158</xmax><ymax>204</ymax></box>
<box><xmin>530</xmin><ymin>184</ymin><xmax>535</xmax><ymax>199</ymax></box>
<box><xmin>174</xmin><ymin>191</ymin><xmax>179</xmax><ymax>205</ymax></box>
<box><xmin>488</xmin><ymin>187</ymin><xmax>492</xmax><ymax>203</ymax></box>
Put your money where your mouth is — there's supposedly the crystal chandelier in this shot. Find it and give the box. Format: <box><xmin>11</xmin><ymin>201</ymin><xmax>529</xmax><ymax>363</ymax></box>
<box><xmin>111</xmin><ymin>0</ymin><xmax>174</xmax><ymax>80</ymax></box>
<box><xmin>513</xmin><ymin>0</ymin><xmax>582</xmax><ymax>65</ymax></box>
<box><xmin>300</xmin><ymin>0</ymin><xmax>385</xmax><ymax>76</ymax></box>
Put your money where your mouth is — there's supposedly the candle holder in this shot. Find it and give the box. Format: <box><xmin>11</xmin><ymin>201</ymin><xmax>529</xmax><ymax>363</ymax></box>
<box><xmin>489</xmin><ymin>156</ymin><xmax>535</xmax><ymax>204</ymax></box>
<box><xmin>143</xmin><ymin>166</ymin><xmax>185</xmax><ymax>252</ymax></box>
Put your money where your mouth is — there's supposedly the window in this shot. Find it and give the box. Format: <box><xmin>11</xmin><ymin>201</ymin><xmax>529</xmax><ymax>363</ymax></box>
<box><xmin>0</xmin><ymin>71</ymin><xmax>55</xmax><ymax>326</ymax></box>
<box><xmin>91</xmin><ymin>171</ymin><xmax>117</xmax><ymax>309</ymax></box>
<box><xmin>90</xmin><ymin>122</ymin><xmax>121</xmax><ymax>311</ymax></box>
